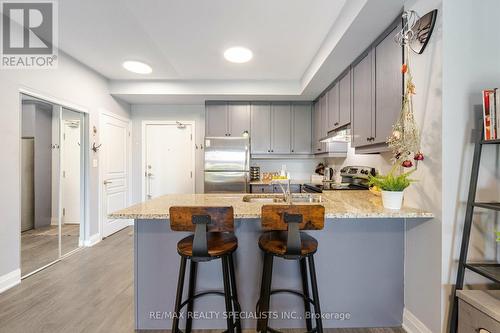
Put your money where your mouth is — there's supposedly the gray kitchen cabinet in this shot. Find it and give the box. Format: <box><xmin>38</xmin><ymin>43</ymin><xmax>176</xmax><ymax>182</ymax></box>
<box><xmin>228</xmin><ymin>102</ymin><xmax>250</xmax><ymax>137</ymax></box>
<box><xmin>271</xmin><ymin>103</ymin><xmax>292</xmax><ymax>153</ymax></box>
<box><xmin>373</xmin><ymin>24</ymin><xmax>402</xmax><ymax>145</ymax></box>
<box><xmin>250</xmin><ymin>103</ymin><xmax>272</xmax><ymax>154</ymax></box>
<box><xmin>327</xmin><ymin>82</ymin><xmax>339</xmax><ymax>131</ymax></box>
<box><xmin>206</xmin><ymin>102</ymin><xmax>250</xmax><ymax>137</ymax></box>
<box><xmin>351</xmin><ymin>50</ymin><xmax>374</xmax><ymax>147</ymax></box>
<box><xmin>319</xmin><ymin>93</ymin><xmax>328</xmax><ymax>141</ymax></box>
<box><xmin>206</xmin><ymin>103</ymin><xmax>228</xmax><ymax>137</ymax></box>
<box><xmin>291</xmin><ymin>103</ymin><xmax>312</xmax><ymax>154</ymax></box>
<box><xmin>250</xmin><ymin>184</ymin><xmax>273</xmax><ymax>193</ymax></box>
<box><xmin>312</xmin><ymin>101</ymin><xmax>321</xmax><ymax>153</ymax></box>
<box><xmin>338</xmin><ymin>68</ymin><xmax>351</xmax><ymax>128</ymax></box>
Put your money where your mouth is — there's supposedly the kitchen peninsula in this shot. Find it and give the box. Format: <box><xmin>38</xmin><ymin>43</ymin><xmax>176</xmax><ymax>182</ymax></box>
<box><xmin>110</xmin><ymin>191</ymin><xmax>432</xmax><ymax>330</ymax></box>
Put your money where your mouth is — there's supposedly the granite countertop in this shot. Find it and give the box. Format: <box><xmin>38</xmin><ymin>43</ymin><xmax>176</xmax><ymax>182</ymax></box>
<box><xmin>249</xmin><ymin>179</ymin><xmax>310</xmax><ymax>185</ymax></box>
<box><xmin>109</xmin><ymin>191</ymin><xmax>434</xmax><ymax>220</ymax></box>
<box><xmin>457</xmin><ymin>290</ymin><xmax>500</xmax><ymax>322</ymax></box>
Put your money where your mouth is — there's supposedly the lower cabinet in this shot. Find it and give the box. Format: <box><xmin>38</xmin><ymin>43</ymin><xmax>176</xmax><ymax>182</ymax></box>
<box><xmin>250</xmin><ymin>184</ymin><xmax>301</xmax><ymax>194</ymax></box>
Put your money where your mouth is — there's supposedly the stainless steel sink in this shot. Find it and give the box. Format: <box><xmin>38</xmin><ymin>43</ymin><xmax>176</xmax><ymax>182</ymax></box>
<box><xmin>242</xmin><ymin>195</ymin><xmax>285</xmax><ymax>203</ymax></box>
<box><xmin>290</xmin><ymin>194</ymin><xmax>324</xmax><ymax>203</ymax></box>
<box><xmin>242</xmin><ymin>194</ymin><xmax>324</xmax><ymax>203</ymax></box>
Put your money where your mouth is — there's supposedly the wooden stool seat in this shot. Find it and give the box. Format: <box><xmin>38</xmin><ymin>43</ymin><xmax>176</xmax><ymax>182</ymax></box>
<box><xmin>177</xmin><ymin>233</ymin><xmax>238</xmax><ymax>258</ymax></box>
<box><xmin>258</xmin><ymin>231</ymin><xmax>318</xmax><ymax>257</ymax></box>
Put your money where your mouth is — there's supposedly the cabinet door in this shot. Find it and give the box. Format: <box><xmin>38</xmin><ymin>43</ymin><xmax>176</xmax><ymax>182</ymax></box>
<box><xmin>271</xmin><ymin>103</ymin><xmax>292</xmax><ymax>153</ymax></box>
<box><xmin>250</xmin><ymin>103</ymin><xmax>271</xmax><ymax>154</ymax></box>
<box><xmin>338</xmin><ymin>69</ymin><xmax>351</xmax><ymax>128</ymax></box>
<box><xmin>319</xmin><ymin>94</ymin><xmax>328</xmax><ymax>140</ymax></box>
<box><xmin>228</xmin><ymin>102</ymin><xmax>250</xmax><ymax>137</ymax></box>
<box><xmin>312</xmin><ymin>101</ymin><xmax>321</xmax><ymax>153</ymax></box>
<box><xmin>327</xmin><ymin>83</ymin><xmax>339</xmax><ymax>131</ymax></box>
<box><xmin>291</xmin><ymin>103</ymin><xmax>312</xmax><ymax>154</ymax></box>
<box><xmin>351</xmin><ymin>51</ymin><xmax>373</xmax><ymax>147</ymax></box>
<box><xmin>206</xmin><ymin>104</ymin><xmax>228</xmax><ymax>137</ymax></box>
<box><xmin>374</xmin><ymin>24</ymin><xmax>403</xmax><ymax>144</ymax></box>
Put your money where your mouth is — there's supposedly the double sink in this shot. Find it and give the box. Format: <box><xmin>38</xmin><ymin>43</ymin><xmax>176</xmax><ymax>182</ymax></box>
<box><xmin>242</xmin><ymin>194</ymin><xmax>324</xmax><ymax>204</ymax></box>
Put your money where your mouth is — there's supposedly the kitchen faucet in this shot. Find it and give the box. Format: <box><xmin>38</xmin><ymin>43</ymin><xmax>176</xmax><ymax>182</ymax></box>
<box><xmin>272</xmin><ymin>178</ymin><xmax>292</xmax><ymax>204</ymax></box>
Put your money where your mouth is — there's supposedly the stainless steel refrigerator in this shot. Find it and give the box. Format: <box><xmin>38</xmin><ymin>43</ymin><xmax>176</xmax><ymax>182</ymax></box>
<box><xmin>204</xmin><ymin>137</ymin><xmax>250</xmax><ymax>193</ymax></box>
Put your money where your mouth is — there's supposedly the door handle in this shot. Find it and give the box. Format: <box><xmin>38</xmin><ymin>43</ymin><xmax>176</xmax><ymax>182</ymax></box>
<box><xmin>103</xmin><ymin>180</ymin><xmax>113</xmax><ymax>185</ymax></box>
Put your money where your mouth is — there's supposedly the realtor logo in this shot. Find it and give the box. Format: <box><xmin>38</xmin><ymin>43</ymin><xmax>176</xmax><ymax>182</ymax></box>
<box><xmin>1</xmin><ymin>0</ymin><xmax>58</xmax><ymax>68</ymax></box>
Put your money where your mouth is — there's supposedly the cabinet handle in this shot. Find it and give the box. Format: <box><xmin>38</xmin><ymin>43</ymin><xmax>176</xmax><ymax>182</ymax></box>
<box><xmin>366</xmin><ymin>137</ymin><xmax>370</xmax><ymax>141</ymax></box>
<box><xmin>334</xmin><ymin>122</ymin><xmax>339</xmax><ymax>126</ymax></box>
<box><xmin>291</xmin><ymin>149</ymin><xmax>294</xmax><ymax>152</ymax></box>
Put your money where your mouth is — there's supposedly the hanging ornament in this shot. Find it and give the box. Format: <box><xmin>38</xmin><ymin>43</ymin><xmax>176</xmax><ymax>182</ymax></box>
<box><xmin>387</xmin><ymin>42</ymin><xmax>423</xmax><ymax>168</ymax></box>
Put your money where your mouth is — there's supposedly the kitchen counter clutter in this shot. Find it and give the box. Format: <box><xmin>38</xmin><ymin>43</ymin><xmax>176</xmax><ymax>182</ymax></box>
<box><xmin>110</xmin><ymin>191</ymin><xmax>433</xmax><ymax>220</ymax></box>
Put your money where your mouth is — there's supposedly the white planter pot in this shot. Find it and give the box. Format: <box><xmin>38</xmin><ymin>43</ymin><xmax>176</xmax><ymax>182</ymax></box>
<box><xmin>381</xmin><ymin>190</ymin><xmax>404</xmax><ymax>210</ymax></box>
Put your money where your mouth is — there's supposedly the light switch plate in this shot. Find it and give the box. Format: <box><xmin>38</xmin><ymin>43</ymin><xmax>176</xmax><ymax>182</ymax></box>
<box><xmin>93</xmin><ymin>159</ymin><xmax>98</xmax><ymax>167</ymax></box>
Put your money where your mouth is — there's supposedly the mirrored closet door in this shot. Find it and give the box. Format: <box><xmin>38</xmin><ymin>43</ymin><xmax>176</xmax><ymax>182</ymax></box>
<box><xmin>20</xmin><ymin>94</ymin><xmax>87</xmax><ymax>277</ymax></box>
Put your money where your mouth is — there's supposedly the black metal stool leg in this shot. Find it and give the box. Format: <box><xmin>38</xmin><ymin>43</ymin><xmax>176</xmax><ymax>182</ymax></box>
<box><xmin>228</xmin><ymin>253</ymin><xmax>242</xmax><ymax>333</ymax></box>
<box><xmin>185</xmin><ymin>260</ymin><xmax>198</xmax><ymax>333</ymax></box>
<box><xmin>300</xmin><ymin>258</ymin><xmax>313</xmax><ymax>332</ymax></box>
<box><xmin>257</xmin><ymin>252</ymin><xmax>269</xmax><ymax>332</ymax></box>
<box><xmin>172</xmin><ymin>256</ymin><xmax>187</xmax><ymax>333</ymax></box>
<box><xmin>308</xmin><ymin>255</ymin><xmax>323</xmax><ymax>333</ymax></box>
<box><xmin>222</xmin><ymin>255</ymin><xmax>235</xmax><ymax>333</ymax></box>
<box><xmin>260</xmin><ymin>253</ymin><xmax>274</xmax><ymax>333</ymax></box>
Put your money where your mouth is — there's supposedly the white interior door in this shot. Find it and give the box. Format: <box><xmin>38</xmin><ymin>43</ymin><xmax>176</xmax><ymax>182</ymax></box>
<box><xmin>101</xmin><ymin>114</ymin><xmax>130</xmax><ymax>237</ymax></box>
<box><xmin>61</xmin><ymin>120</ymin><xmax>81</xmax><ymax>224</ymax></box>
<box><xmin>144</xmin><ymin>122</ymin><xmax>195</xmax><ymax>199</ymax></box>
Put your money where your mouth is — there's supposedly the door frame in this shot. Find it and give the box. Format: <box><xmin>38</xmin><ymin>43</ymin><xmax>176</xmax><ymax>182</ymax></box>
<box><xmin>18</xmin><ymin>88</ymin><xmax>90</xmax><ymax>278</ymax></box>
<box><xmin>98</xmin><ymin>111</ymin><xmax>132</xmax><ymax>240</ymax></box>
<box><xmin>141</xmin><ymin>120</ymin><xmax>196</xmax><ymax>200</ymax></box>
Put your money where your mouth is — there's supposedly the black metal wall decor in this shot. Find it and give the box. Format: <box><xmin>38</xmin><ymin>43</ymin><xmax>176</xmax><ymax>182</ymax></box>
<box><xmin>395</xmin><ymin>9</ymin><xmax>437</xmax><ymax>55</ymax></box>
<box><xmin>410</xmin><ymin>9</ymin><xmax>437</xmax><ymax>54</ymax></box>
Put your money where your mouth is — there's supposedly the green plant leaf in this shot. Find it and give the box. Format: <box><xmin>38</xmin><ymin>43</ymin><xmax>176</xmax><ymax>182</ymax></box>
<box><xmin>368</xmin><ymin>164</ymin><xmax>416</xmax><ymax>191</ymax></box>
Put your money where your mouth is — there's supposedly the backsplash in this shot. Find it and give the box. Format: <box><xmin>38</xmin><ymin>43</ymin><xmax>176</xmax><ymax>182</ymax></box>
<box><xmin>250</xmin><ymin>159</ymin><xmax>323</xmax><ymax>181</ymax></box>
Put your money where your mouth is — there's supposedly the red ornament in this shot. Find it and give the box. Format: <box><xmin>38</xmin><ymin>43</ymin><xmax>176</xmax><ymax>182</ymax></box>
<box><xmin>401</xmin><ymin>63</ymin><xmax>408</xmax><ymax>74</ymax></box>
<box><xmin>402</xmin><ymin>160</ymin><xmax>413</xmax><ymax>168</ymax></box>
<box><xmin>414</xmin><ymin>152</ymin><xmax>424</xmax><ymax>161</ymax></box>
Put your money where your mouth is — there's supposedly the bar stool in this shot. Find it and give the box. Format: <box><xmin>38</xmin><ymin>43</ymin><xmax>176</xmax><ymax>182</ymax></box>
<box><xmin>169</xmin><ymin>206</ymin><xmax>242</xmax><ymax>333</ymax></box>
<box><xmin>256</xmin><ymin>204</ymin><xmax>325</xmax><ymax>333</ymax></box>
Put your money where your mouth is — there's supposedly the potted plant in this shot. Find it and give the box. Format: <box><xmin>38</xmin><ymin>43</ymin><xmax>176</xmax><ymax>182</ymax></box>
<box><xmin>368</xmin><ymin>166</ymin><xmax>415</xmax><ymax>210</ymax></box>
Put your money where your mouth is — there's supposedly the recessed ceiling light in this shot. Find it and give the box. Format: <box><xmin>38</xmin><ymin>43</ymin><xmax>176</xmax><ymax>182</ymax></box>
<box><xmin>224</xmin><ymin>47</ymin><xmax>253</xmax><ymax>63</ymax></box>
<box><xmin>122</xmin><ymin>60</ymin><xmax>152</xmax><ymax>74</ymax></box>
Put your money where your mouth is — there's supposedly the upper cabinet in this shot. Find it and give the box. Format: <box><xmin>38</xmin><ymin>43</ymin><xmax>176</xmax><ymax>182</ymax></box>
<box><xmin>249</xmin><ymin>102</ymin><xmax>312</xmax><ymax>156</ymax></box>
<box><xmin>250</xmin><ymin>103</ymin><xmax>272</xmax><ymax>154</ymax></box>
<box><xmin>228</xmin><ymin>102</ymin><xmax>250</xmax><ymax>137</ymax></box>
<box><xmin>351</xmin><ymin>20</ymin><xmax>402</xmax><ymax>150</ymax></box>
<box><xmin>291</xmin><ymin>103</ymin><xmax>312</xmax><ymax>154</ymax></box>
<box><xmin>352</xmin><ymin>50</ymin><xmax>375</xmax><ymax>147</ymax></box>
<box><xmin>205</xmin><ymin>102</ymin><xmax>250</xmax><ymax>137</ymax></box>
<box><xmin>206</xmin><ymin>104</ymin><xmax>228</xmax><ymax>137</ymax></box>
<box><xmin>373</xmin><ymin>24</ymin><xmax>403</xmax><ymax>145</ymax></box>
<box><xmin>327</xmin><ymin>83</ymin><xmax>339</xmax><ymax>130</ymax></box>
<box><xmin>338</xmin><ymin>69</ymin><xmax>351</xmax><ymax>128</ymax></box>
<box><xmin>271</xmin><ymin>103</ymin><xmax>292</xmax><ymax>154</ymax></box>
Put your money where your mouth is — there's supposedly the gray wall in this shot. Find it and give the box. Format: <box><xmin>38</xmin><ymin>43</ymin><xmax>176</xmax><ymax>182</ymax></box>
<box><xmin>0</xmin><ymin>51</ymin><xmax>130</xmax><ymax>280</ymax></box>
<box><xmin>130</xmin><ymin>105</ymin><xmax>205</xmax><ymax>202</ymax></box>
<box><xmin>442</xmin><ymin>0</ymin><xmax>500</xmax><ymax>331</ymax></box>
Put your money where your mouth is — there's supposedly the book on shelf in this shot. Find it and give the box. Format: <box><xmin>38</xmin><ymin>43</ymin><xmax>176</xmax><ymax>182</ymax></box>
<box><xmin>482</xmin><ymin>88</ymin><xmax>499</xmax><ymax>140</ymax></box>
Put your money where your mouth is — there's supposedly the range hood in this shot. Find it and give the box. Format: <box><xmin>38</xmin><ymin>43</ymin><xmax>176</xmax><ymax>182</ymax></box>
<box><xmin>320</xmin><ymin>128</ymin><xmax>351</xmax><ymax>143</ymax></box>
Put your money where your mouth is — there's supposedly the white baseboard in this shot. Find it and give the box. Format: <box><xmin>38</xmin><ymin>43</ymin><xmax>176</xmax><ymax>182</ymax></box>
<box><xmin>403</xmin><ymin>308</ymin><xmax>433</xmax><ymax>333</ymax></box>
<box><xmin>84</xmin><ymin>233</ymin><xmax>101</xmax><ymax>247</ymax></box>
<box><xmin>0</xmin><ymin>269</ymin><xmax>21</xmax><ymax>294</ymax></box>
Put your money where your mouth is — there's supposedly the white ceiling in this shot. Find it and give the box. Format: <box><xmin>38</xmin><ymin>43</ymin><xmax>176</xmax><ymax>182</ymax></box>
<box><xmin>58</xmin><ymin>0</ymin><xmax>404</xmax><ymax>103</ymax></box>
<box><xmin>59</xmin><ymin>0</ymin><xmax>346</xmax><ymax>80</ymax></box>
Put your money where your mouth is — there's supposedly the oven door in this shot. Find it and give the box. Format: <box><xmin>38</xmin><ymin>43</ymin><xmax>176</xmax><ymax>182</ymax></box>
<box><xmin>302</xmin><ymin>184</ymin><xmax>322</xmax><ymax>193</ymax></box>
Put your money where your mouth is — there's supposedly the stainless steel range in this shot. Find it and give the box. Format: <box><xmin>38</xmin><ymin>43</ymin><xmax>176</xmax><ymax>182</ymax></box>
<box><xmin>302</xmin><ymin>166</ymin><xmax>376</xmax><ymax>193</ymax></box>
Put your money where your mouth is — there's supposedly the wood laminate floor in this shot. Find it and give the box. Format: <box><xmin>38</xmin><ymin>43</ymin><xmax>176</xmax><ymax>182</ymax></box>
<box><xmin>21</xmin><ymin>224</ymin><xmax>80</xmax><ymax>275</ymax></box>
<box><xmin>1</xmin><ymin>227</ymin><xmax>405</xmax><ymax>333</ymax></box>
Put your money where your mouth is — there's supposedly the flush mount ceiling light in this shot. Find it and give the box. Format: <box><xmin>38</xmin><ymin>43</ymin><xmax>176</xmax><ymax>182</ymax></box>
<box><xmin>122</xmin><ymin>60</ymin><xmax>152</xmax><ymax>74</ymax></box>
<box><xmin>224</xmin><ymin>47</ymin><xmax>253</xmax><ymax>63</ymax></box>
